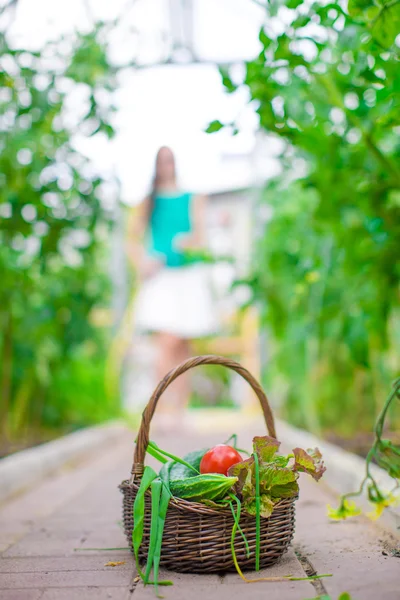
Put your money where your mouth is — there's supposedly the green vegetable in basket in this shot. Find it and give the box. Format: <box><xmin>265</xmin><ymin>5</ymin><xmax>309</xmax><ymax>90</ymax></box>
<box><xmin>228</xmin><ymin>436</ymin><xmax>326</xmax><ymax>519</ymax></box>
<box><xmin>132</xmin><ymin>466</ymin><xmax>158</xmax><ymax>577</ymax></box>
<box><xmin>144</xmin><ymin>479</ymin><xmax>163</xmax><ymax>585</ymax></box>
<box><xmin>132</xmin><ymin>467</ymin><xmax>173</xmax><ymax>594</ymax></box>
<box><xmin>147</xmin><ymin>441</ymin><xmax>200</xmax><ymax>475</ymax></box>
<box><xmin>143</xmin><ymin>479</ymin><xmax>172</xmax><ymax>597</ymax></box>
<box><xmin>168</xmin><ymin>448</ymin><xmax>209</xmax><ymax>481</ymax></box>
<box><xmin>169</xmin><ymin>473</ymin><xmax>238</xmax><ymax>501</ymax></box>
<box><xmin>131</xmin><ymin>437</ymin><xmax>326</xmax><ymax>596</ymax></box>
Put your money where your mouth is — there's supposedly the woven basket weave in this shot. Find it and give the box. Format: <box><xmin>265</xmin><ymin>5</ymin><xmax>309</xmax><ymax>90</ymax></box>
<box><xmin>119</xmin><ymin>355</ymin><xmax>296</xmax><ymax>573</ymax></box>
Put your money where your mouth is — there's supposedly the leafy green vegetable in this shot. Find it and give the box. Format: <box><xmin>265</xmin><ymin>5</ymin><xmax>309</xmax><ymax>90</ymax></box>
<box><xmin>260</xmin><ymin>465</ymin><xmax>299</xmax><ymax>499</ymax></box>
<box><xmin>253</xmin><ymin>436</ymin><xmax>281</xmax><ymax>462</ymax></box>
<box><xmin>228</xmin><ymin>436</ymin><xmax>317</xmax><ymax>519</ymax></box>
<box><xmin>293</xmin><ymin>448</ymin><xmax>326</xmax><ymax>481</ymax></box>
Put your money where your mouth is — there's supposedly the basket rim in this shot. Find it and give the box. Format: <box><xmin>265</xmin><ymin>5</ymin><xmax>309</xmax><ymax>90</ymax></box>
<box><xmin>119</xmin><ymin>478</ymin><xmax>298</xmax><ymax>517</ymax></box>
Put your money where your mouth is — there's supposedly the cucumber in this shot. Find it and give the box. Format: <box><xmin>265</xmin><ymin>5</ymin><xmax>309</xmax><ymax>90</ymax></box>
<box><xmin>170</xmin><ymin>474</ymin><xmax>238</xmax><ymax>501</ymax></box>
<box><xmin>168</xmin><ymin>448</ymin><xmax>208</xmax><ymax>482</ymax></box>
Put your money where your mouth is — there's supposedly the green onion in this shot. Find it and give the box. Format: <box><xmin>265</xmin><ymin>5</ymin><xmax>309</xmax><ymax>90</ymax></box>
<box><xmin>146</xmin><ymin>444</ymin><xmax>169</xmax><ymax>464</ymax></box>
<box><xmin>229</xmin><ymin>494</ymin><xmax>250</xmax><ymax>558</ymax></box>
<box><xmin>132</xmin><ymin>466</ymin><xmax>158</xmax><ymax>579</ymax></box>
<box><xmin>144</xmin><ymin>479</ymin><xmax>163</xmax><ymax>585</ymax></box>
<box><xmin>253</xmin><ymin>451</ymin><xmax>261</xmax><ymax>571</ymax></box>
<box><xmin>153</xmin><ymin>484</ymin><xmax>172</xmax><ymax>597</ymax></box>
<box><xmin>148</xmin><ymin>441</ymin><xmax>200</xmax><ymax>474</ymax></box>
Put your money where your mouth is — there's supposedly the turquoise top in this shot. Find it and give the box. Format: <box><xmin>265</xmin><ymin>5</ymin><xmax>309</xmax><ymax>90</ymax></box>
<box><xmin>147</xmin><ymin>191</ymin><xmax>193</xmax><ymax>268</ymax></box>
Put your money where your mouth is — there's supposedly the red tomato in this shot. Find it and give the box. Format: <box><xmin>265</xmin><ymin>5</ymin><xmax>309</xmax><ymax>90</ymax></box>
<box><xmin>200</xmin><ymin>445</ymin><xmax>242</xmax><ymax>476</ymax></box>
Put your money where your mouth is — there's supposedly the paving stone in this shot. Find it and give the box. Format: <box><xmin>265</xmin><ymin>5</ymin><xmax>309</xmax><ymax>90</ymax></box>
<box><xmin>0</xmin><ymin>590</ymin><xmax>44</xmax><ymax>600</ymax></box>
<box><xmin>1</xmin><ymin>422</ymin><xmax>399</xmax><ymax>600</ymax></box>
<box><xmin>222</xmin><ymin>548</ymin><xmax>311</xmax><ymax>583</ymax></box>
<box><xmin>295</xmin><ymin>474</ymin><xmax>400</xmax><ymax>600</ymax></box>
<box><xmin>0</xmin><ymin>555</ymin><xmax>131</xmax><ymax>573</ymax></box>
<box><xmin>40</xmin><ymin>587</ymin><xmax>131</xmax><ymax>600</ymax></box>
<box><xmin>0</xmin><ymin>569</ymin><xmax>132</xmax><ymax>589</ymax></box>
<box><xmin>134</xmin><ymin>579</ymin><xmax>312</xmax><ymax>600</ymax></box>
<box><xmin>0</xmin><ymin>432</ymin><xmax>131</xmax><ymax>523</ymax></box>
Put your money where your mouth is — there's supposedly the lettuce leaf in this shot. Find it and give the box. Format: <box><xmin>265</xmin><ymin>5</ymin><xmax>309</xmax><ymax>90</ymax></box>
<box><xmin>228</xmin><ymin>437</ymin><xmax>324</xmax><ymax>519</ymax></box>
<box><xmin>243</xmin><ymin>495</ymin><xmax>275</xmax><ymax>518</ymax></box>
<box><xmin>252</xmin><ymin>436</ymin><xmax>281</xmax><ymax>462</ymax></box>
<box><xmin>228</xmin><ymin>456</ymin><xmax>254</xmax><ymax>494</ymax></box>
<box><xmin>292</xmin><ymin>447</ymin><xmax>326</xmax><ymax>481</ymax></box>
<box><xmin>259</xmin><ymin>464</ymin><xmax>299</xmax><ymax>499</ymax></box>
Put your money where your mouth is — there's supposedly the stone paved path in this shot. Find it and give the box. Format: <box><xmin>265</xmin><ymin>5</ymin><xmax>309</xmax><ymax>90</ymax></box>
<box><xmin>0</xmin><ymin>419</ymin><xmax>399</xmax><ymax>600</ymax></box>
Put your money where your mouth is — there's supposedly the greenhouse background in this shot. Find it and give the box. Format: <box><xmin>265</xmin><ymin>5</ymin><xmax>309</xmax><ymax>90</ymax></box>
<box><xmin>1</xmin><ymin>0</ymin><xmax>399</xmax><ymax>457</ymax></box>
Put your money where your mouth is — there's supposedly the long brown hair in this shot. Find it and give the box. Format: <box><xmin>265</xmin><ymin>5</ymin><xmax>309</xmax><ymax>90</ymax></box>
<box><xmin>147</xmin><ymin>146</ymin><xmax>176</xmax><ymax>222</ymax></box>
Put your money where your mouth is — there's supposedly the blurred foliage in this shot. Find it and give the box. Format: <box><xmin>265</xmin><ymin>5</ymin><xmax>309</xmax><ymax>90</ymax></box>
<box><xmin>0</xmin><ymin>23</ymin><xmax>121</xmax><ymax>443</ymax></box>
<box><xmin>218</xmin><ymin>0</ymin><xmax>400</xmax><ymax>435</ymax></box>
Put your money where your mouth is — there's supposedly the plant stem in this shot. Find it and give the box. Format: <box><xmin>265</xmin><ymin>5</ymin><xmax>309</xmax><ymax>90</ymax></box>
<box><xmin>253</xmin><ymin>451</ymin><xmax>261</xmax><ymax>571</ymax></box>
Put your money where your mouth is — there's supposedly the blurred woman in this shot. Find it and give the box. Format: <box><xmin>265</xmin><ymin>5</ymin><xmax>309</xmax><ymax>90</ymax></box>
<box><xmin>128</xmin><ymin>146</ymin><xmax>218</xmax><ymax>426</ymax></box>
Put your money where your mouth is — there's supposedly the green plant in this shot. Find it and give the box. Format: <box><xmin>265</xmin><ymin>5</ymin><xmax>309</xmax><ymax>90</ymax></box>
<box><xmin>211</xmin><ymin>0</ymin><xmax>400</xmax><ymax>436</ymax></box>
<box><xmin>328</xmin><ymin>377</ymin><xmax>400</xmax><ymax>520</ymax></box>
<box><xmin>0</xmin><ymin>20</ymin><xmax>121</xmax><ymax>440</ymax></box>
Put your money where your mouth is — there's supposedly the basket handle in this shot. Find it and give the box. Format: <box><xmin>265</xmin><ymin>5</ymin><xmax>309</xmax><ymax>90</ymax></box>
<box><xmin>131</xmin><ymin>354</ymin><xmax>276</xmax><ymax>476</ymax></box>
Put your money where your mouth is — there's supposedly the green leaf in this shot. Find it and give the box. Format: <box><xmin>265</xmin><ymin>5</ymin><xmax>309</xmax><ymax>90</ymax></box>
<box><xmin>205</xmin><ymin>120</ymin><xmax>224</xmax><ymax>133</ymax></box>
<box><xmin>286</xmin><ymin>0</ymin><xmax>303</xmax><ymax>8</ymax></box>
<box><xmin>371</xmin><ymin>3</ymin><xmax>400</xmax><ymax>48</ymax></box>
<box><xmin>252</xmin><ymin>435</ymin><xmax>281</xmax><ymax>462</ymax></box>
<box><xmin>228</xmin><ymin>456</ymin><xmax>254</xmax><ymax>492</ymax></box>
<box><xmin>259</xmin><ymin>464</ymin><xmax>299</xmax><ymax>498</ymax></box>
<box><xmin>243</xmin><ymin>494</ymin><xmax>275</xmax><ymax>518</ymax></box>
<box><xmin>259</xmin><ymin>27</ymin><xmax>272</xmax><ymax>50</ymax></box>
<box><xmin>293</xmin><ymin>447</ymin><xmax>326</xmax><ymax>481</ymax></box>
<box><xmin>219</xmin><ymin>67</ymin><xmax>237</xmax><ymax>93</ymax></box>
<box><xmin>348</xmin><ymin>0</ymin><xmax>375</xmax><ymax>18</ymax></box>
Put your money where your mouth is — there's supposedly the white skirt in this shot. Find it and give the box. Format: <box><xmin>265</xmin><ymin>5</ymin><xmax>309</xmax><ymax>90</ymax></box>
<box><xmin>134</xmin><ymin>264</ymin><xmax>219</xmax><ymax>339</ymax></box>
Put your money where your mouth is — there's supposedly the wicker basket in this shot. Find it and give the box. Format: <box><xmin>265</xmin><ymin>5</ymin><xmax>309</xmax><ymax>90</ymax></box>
<box><xmin>119</xmin><ymin>355</ymin><xmax>296</xmax><ymax>574</ymax></box>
